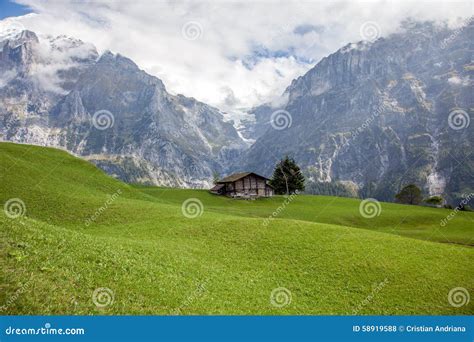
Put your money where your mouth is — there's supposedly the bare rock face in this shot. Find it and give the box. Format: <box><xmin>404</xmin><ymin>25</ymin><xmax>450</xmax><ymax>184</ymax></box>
<box><xmin>237</xmin><ymin>21</ymin><xmax>473</xmax><ymax>204</ymax></box>
<box><xmin>0</xmin><ymin>31</ymin><xmax>246</xmax><ymax>188</ymax></box>
<box><xmin>0</xmin><ymin>21</ymin><xmax>472</xmax><ymax>204</ymax></box>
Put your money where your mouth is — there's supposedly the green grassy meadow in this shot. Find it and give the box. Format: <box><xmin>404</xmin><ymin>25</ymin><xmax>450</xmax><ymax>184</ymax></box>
<box><xmin>0</xmin><ymin>142</ymin><xmax>473</xmax><ymax>315</ymax></box>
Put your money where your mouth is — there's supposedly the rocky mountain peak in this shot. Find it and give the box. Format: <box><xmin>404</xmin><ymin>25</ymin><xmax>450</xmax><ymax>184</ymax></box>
<box><xmin>4</xmin><ymin>29</ymin><xmax>39</xmax><ymax>46</ymax></box>
<box><xmin>97</xmin><ymin>50</ymin><xmax>137</xmax><ymax>68</ymax></box>
<box><xmin>0</xmin><ymin>30</ymin><xmax>39</xmax><ymax>68</ymax></box>
<box><xmin>237</xmin><ymin>21</ymin><xmax>473</xmax><ymax>204</ymax></box>
<box><xmin>0</xmin><ymin>29</ymin><xmax>246</xmax><ymax>188</ymax></box>
<box><xmin>0</xmin><ymin>21</ymin><xmax>471</xmax><ymax>203</ymax></box>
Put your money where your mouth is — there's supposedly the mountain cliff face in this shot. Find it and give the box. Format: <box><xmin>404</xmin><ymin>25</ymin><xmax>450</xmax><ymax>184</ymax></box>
<box><xmin>0</xmin><ymin>30</ymin><xmax>246</xmax><ymax>187</ymax></box>
<box><xmin>237</xmin><ymin>21</ymin><xmax>473</xmax><ymax>203</ymax></box>
<box><xmin>1</xmin><ymin>21</ymin><xmax>472</xmax><ymax>204</ymax></box>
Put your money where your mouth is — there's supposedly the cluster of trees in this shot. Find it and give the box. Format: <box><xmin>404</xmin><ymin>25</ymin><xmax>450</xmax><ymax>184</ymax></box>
<box><xmin>269</xmin><ymin>156</ymin><xmax>305</xmax><ymax>195</ymax></box>
<box><xmin>305</xmin><ymin>181</ymin><xmax>356</xmax><ymax>198</ymax></box>
<box><xmin>395</xmin><ymin>184</ymin><xmax>424</xmax><ymax>205</ymax></box>
<box><xmin>268</xmin><ymin>159</ymin><xmax>457</xmax><ymax>208</ymax></box>
<box><xmin>395</xmin><ymin>184</ymin><xmax>473</xmax><ymax>210</ymax></box>
<box><xmin>395</xmin><ymin>184</ymin><xmax>445</xmax><ymax>207</ymax></box>
<box><xmin>213</xmin><ymin>156</ymin><xmax>306</xmax><ymax>195</ymax></box>
<box><xmin>216</xmin><ymin>155</ymin><xmax>468</xmax><ymax>210</ymax></box>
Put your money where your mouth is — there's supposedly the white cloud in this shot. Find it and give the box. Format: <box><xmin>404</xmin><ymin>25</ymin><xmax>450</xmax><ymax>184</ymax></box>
<box><xmin>6</xmin><ymin>0</ymin><xmax>473</xmax><ymax>111</ymax></box>
<box><xmin>26</xmin><ymin>35</ymin><xmax>96</xmax><ymax>93</ymax></box>
<box><xmin>0</xmin><ymin>69</ymin><xmax>18</xmax><ymax>88</ymax></box>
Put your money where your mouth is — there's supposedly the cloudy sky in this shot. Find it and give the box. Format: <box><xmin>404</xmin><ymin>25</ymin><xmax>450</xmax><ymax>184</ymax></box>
<box><xmin>1</xmin><ymin>0</ymin><xmax>472</xmax><ymax>112</ymax></box>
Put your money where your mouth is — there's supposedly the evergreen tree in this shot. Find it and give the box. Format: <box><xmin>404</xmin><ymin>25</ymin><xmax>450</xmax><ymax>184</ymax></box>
<box><xmin>212</xmin><ymin>171</ymin><xmax>220</xmax><ymax>185</ymax></box>
<box><xmin>395</xmin><ymin>184</ymin><xmax>422</xmax><ymax>205</ymax></box>
<box><xmin>269</xmin><ymin>156</ymin><xmax>305</xmax><ymax>195</ymax></box>
<box><xmin>424</xmin><ymin>195</ymin><xmax>443</xmax><ymax>206</ymax></box>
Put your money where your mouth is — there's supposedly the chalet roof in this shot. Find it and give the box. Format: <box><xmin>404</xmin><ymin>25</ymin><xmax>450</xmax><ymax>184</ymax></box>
<box><xmin>217</xmin><ymin>172</ymin><xmax>270</xmax><ymax>183</ymax></box>
<box><xmin>210</xmin><ymin>184</ymin><xmax>224</xmax><ymax>191</ymax></box>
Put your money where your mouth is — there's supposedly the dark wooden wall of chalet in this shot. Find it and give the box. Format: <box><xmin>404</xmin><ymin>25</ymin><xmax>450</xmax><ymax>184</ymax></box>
<box><xmin>234</xmin><ymin>175</ymin><xmax>266</xmax><ymax>191</ymax></box>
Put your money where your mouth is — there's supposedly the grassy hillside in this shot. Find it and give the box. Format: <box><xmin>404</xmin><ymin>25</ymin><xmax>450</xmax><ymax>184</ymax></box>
<box><xmin>0</xmin><ymin>142</ymin><xmax>473</xmax><ymax>315</ymax></box>
<box><xmin>135</xmin><ymin>186</ymin><xmax>474</xmax><ymax>246</ymax></box>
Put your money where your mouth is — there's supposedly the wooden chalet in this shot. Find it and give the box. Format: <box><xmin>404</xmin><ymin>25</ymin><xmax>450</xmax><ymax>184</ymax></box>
<box><xmin>210</xmin><ymin>172</ymin><xmax>274</xmax><ymax>198</ymax></box>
